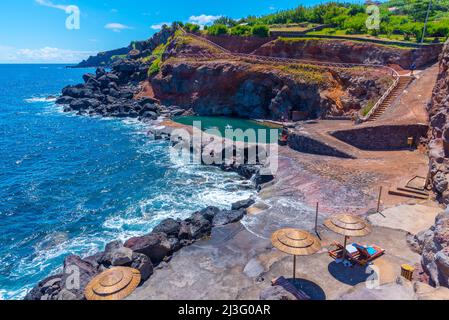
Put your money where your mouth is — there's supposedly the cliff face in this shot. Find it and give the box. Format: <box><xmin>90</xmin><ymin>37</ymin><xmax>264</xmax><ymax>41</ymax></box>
<box><xmin>150</xmin><ymin>34</ymin><xmax>393</xmax><ymax>120</ymax></box>
<box><xmin>408</xmin><ymin>40</ymin><xmax>449</xmax><ymax>289</ymax></box>
<box><xmin>152</xmin><ymin>59</ymin><xmax>391</xmax><ymax>120</ymax></box>
<box><xmin>428</xmin><ymin>40</ymin><xmax>449</xmax><ymax>204</ymax></box>
<box><xmin>253</xmin><ymin>38</ymin><xmax>442</xmax><ymax>69</ymax></box>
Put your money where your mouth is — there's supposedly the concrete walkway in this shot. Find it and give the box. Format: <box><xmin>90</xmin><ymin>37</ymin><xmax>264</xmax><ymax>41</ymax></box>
<box><xmin>368</xmin><ymin>203</ymin><xmax>442</xmax><ymax>235</ymax></box>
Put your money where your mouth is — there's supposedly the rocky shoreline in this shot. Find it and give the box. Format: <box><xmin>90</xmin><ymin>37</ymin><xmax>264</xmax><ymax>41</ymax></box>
<box><xmin>25</xmin><ymin>197</ymin><xmax>259</xmax><ymax>300</ymax></box>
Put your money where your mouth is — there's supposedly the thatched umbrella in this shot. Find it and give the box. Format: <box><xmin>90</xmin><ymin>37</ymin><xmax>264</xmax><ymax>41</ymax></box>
<box><xmin>324</xmin><ymin>214</ymin><xmax>371</xmax><ymax>260</ymax></box>
<box><xmin>85</xmin><ymin>267</ymin><xmax>141</xmax><ymax>300</ymax></box>
<box><xmin>271</xmin><ymin>228</ymin><xmax>322</xmax><ymax>279</ymax></box>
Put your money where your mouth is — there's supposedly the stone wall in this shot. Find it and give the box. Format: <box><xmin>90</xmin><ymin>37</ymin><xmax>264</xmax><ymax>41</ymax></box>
<box><xmin>331</xmin><ymin>124</ymin><xmax>428</xmax><ymax>151</ymax></box>
<box><xmin>288</xmin><ymin>132</ymin><xmax>355</xmax><ymax>159</ymax></box>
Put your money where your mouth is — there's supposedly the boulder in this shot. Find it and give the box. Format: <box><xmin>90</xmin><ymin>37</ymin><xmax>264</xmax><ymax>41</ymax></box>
<box><xmin>56</xmin><ymin>96</ymin><xmax>75</xmax><ymax>105</ymax></box>
<box><xmin>83</xmin><ymin>252</ymin><xmax>104</xmax><ymax>269</ymax></box>
<box><xmin>433</xmin><ymin>171</ymin><xmax>448</xmax><ymax>194</ymax></box>
<box><xmin>212</xmin><ymin>209</ymin><xmax>246</xmax><ymax>227</ymax></box>
<box><xmin>59</xmin><ymin>255</ymin><xmax>98</xmax><ymax>300</ymax></box>
<box><xmin>184</xmin><ymin>213</ymin><xmax>212</xmax><ymax>239</ymax></box>
<box><xmin>24</xmin><ymin>274</ymin><xmax>63</xmax><ymax>301</ymax></box>
<box><xmin>235</xmin><ymin>164</ymin><xmax>260</xmax><ymax>179</ymax></box>
<box><xmin>137</xmin><ymin>97</ymin><xmax>159</xmax><ymax>106</ymax></box>
<box><xmin>96</xmin><ymin>67</ymin><xmax>106</xmax><ymax>78</ymax></box>
<box><xmin>231</xmin><ymin>198</ymin><xmax>255</xmax><ymax>211</ymax></box>
<box><xmin>130</xmin><ymin>253</ymin><xmax>154</xmax><ymax>281</ymax></box>
<box><xmin>124</xmin><ymin>232</ymin><xmax>171</xmax><ymax>265</ymax></box>
<box><xmin>82</xmin><ymin>73</ymin><xmax>95</xmax><ymax>83</ymax></box>
<box><xmin>198</xmin><ymin>206</ymin><xmax>221</xmax><ymax>222</ymax></box>
<box><xmin>419</xmin><ymin>208</ymin><xmax>449</xmax><ymax>287</ymax></box>
<box><xmin>153</xmin><ymin>218</ymin><xmax>181</xmax><ymax>237</ymax></box>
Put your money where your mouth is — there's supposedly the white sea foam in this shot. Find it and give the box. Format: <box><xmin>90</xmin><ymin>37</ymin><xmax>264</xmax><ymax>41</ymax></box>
<box><xmin>25</xmin><ymin>97</ymin><xmax>57</xmax><ymax>103</ymax></box>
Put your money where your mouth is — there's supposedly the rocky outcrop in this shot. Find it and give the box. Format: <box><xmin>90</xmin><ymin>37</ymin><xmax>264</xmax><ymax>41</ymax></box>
<box><xmin>75</xmin><ymin>27</ymin><xmax>175</xmax><ymax>68</ymax></box>
<box><xmin>25</xmin><ymin>199</ymin><xmax>255</xmax><ymax>300</ymax></box>
<box><xmin>57</xmin><ymin>61</ymin><xmax>169</xmax><ymax>120</ymax></box>
<box><xmin>152</xmin><ymin>59</ymin><xmax>391</xmax><ymax>120</ymax></box>
<box><xmin>428</xmin><ymin>39</ymin><xmax>449</xmax><ymax>204</ymax></box>
<box><xmin>253</xmin><ymin>38</ymin><xmax>442</xmax><ymax>69</ymax></box>
<box><xmin>408</xmin><ymin>208</ymin><xmax>449</xmax><ymax>288</ymax></box>
<box><xmin>75</xmin><ymin>46</ymin><xmax>131</xmax><ymax>68</ymax></box>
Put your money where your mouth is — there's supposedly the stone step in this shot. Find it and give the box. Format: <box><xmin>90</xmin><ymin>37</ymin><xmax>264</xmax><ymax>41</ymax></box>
<box><xmin>397</xmin><ymin>187</ymin><xmax>430</xmax><ymax>197</ymax></box>
<box><xmin>388</xmin><ymin>189</ymin><xmax>429</xmax><ymax>200</ymax></box>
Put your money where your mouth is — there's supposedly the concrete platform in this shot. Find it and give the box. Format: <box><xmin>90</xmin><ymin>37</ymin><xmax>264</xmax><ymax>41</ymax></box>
<box><xmin>368</xmin><ymin>203</ymin><xmax>442</xmax><ymax>235</ymax></box>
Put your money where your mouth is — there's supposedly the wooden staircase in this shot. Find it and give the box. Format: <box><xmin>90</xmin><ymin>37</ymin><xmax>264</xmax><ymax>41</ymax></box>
<box><xmin>367</xmin><ymin>76</ymin><xmax>414</xmax><ymax>122</ymax></box>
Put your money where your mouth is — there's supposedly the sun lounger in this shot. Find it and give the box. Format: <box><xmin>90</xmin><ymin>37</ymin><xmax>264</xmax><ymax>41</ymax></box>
<box><xmin>271</xmin><ymin>276</ymin><xmax>311</xmax><ymax>300</ymax></box>
<box><xmin>351</xmin><ymin>243</ymin><xmax>385</xmax><ymax>266</ymax></box>
<box><xmin>328</xmin><ymin>242</ymin><xmax>385</xmax><ymax>266</ymax></box>
<box><xmin>328</xmin><ymin>242</ymin><xmax>360</xmax><ymax>261</ymax></box>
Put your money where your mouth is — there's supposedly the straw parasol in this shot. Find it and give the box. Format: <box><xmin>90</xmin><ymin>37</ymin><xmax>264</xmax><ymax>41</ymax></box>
<box><xmin>271</xmin><ymin>228</ymin><xmax>322</xmax><ymax>279</ymax></box>
<box><xmin>84</xmin><ymin>267</ymin><xmax>141</xmax><ymax>300</ymax></box>
<box><xmin>324</xmin><ymin>214</ymin><xmax>371</xmax><ymax>260</ymax></box>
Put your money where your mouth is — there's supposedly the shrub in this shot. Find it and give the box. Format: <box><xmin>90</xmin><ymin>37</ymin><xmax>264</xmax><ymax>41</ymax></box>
<box><xmin>251</xmin><ymin>25</ymin><xmax>270</xmax><ymax>37</ymax></box>
<box><xmin>148</xmin><ymin>58</ymin><xmax>161</xmax><ymax>76</ymax></box>
<box><xmin>184</xmin><ymin>23</ymin><xmax>200</xmax><ymax>33</ymax></box>
<box><xmin>207</xmin><ymin>24</ymin><xmax>229</xmax><ymax>36</ymax></box>
<box><xmin>230</xmin><ymin>25</ymin><xmax>252</xmax><ymax>36</ymax></box>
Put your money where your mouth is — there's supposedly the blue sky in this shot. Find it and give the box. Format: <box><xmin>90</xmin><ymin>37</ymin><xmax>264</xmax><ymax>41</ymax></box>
<box><xmin>0</xmin><ymin>0</ymin><xmax>361</xmax><ymax>63</ymax></box>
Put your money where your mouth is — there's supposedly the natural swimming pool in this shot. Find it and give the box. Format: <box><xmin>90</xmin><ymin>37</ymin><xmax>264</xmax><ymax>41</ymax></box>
<box><xmin>172</xmin><ymin>116</ymin><xmax>282</xmax><ymax>144</ymax></box>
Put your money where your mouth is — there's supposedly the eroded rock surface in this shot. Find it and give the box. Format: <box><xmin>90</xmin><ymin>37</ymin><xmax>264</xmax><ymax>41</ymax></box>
<box><xmin>428</xmin><ymin>39</ymin><xmax>449</xmax><ymax>204</ymax></box>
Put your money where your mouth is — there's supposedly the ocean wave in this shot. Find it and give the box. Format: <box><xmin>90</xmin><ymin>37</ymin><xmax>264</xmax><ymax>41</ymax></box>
<box><xmin>25</xmin><ymin>97</ymin><xmax>56</xmax><ymax>103</ymax></box>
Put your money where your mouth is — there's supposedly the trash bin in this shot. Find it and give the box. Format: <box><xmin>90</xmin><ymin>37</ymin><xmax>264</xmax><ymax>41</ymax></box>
<box><xmin>401</xmin><ymin>264</ymin><xmax>415</xmax><ymax>281</ymax></box>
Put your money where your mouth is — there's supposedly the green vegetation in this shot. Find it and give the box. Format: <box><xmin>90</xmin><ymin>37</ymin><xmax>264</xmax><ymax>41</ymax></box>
<box><xmin>184</xmin><ymin>23</ymin><xmax>200</xmax><ymax>33</ymax></box>
<box><xmin>205</xmin><ymin>23</ymin><xmax>270</xmax><ymax>37</ymax></box>
<box><xmin>274</xmin><ymin>63</ymin><xmax>327</xmax><ymax>84</ymax></box>
<box><xmin>232</xmin><ymin>0</ymin><xmax>449</xmax><ymax>43</ymax></box>
<box><xmin>111</xmin><ymin>54</ymin><xmax>127</xmax><ymax>61</ymax></box>
<box><xmin>251</xmin><ymin>25</ymin><xmax>270</xmax><ymax>37</ymax></box>
<box><xmin>207</xmin><ymin>24</ymin><xmax>229</xmax><ymax>36</ymax></box>
<box><xmin>146</xmin><ymin>42</ymin><xmax>169</xmax><ymax>76</ymax></box>
<box><xmin>172</xmin><ymin>1</ymin><xmax>448</xmax><ymax>43</ymax></box>
<box><xmin>229</xmin><ymin>25</ymin><xmax>252</xmax><ymax>36</ymax></box>
<box><xmin>361</xmin><ymin>100</ymin><xmax>376</xmax><ymax>117</ymax></box>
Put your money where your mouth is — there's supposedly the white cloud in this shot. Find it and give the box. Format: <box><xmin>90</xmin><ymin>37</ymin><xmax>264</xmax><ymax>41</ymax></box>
<box><xmin>188</xmin><ymin>14</ymin><xmax>221</xmax><ymax>26</ymax></box>
<box><xmin>35</xmin><ymin>0</ymin><xmax>69</xmax><ymax>11</ymax></box>
<box><xmin>105</xmin><ymin>23</ymin><xmax>132</xmax><ymax>32</ymax></box>
<box><xmin>0</xmin><ymin>46</ymin><xmax>94</xmax><ymax>63</ymax></box>
<box><xmin>150</xmin><ymin>22</ymin><xmax>170</xmax><ymax>30</ymax></box>
<box><xmin>110</xmin><ymin>9</ymin><xmax>118</xmax><ymax>13</ymax></box>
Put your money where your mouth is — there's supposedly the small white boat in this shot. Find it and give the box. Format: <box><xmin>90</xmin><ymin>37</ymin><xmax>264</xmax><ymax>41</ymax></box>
<box><xmin>225</xmin><ymin>124</ymin><xmax>233</xmax><ymax>130</ymax></box>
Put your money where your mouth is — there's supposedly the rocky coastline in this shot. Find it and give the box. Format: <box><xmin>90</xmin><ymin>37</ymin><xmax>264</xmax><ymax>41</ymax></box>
<box><xmin>25</xmin><ymin>198</ymin><xmax>259</xmax><ymax>300</ymax></box>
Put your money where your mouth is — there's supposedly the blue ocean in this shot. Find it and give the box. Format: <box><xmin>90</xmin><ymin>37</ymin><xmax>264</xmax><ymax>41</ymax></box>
<box><xmin>0</xmin><ymin>64</ymin><xmax>255</xmax><ymax>300</ymax></box>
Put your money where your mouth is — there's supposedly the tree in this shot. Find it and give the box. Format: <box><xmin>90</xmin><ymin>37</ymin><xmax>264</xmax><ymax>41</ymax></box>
<box><xmin>207</xmin><ymin>24</ymin><xmax>229</xmax><ymax>36</ymax></box>
<box><xmin>213</xmin><ymin>16</ymin><xmax>238</xmax><ymax>27</ymax></box>
<box><xmin>252</xmin><ymin>25</ymin><xmax>270</xmax><ymax>37</ymax></box>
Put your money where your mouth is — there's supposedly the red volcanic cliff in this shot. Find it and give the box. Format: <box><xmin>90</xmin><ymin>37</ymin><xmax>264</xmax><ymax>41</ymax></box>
<box><xmin>150</xmin><ymin>34</ymin><xmax>393</xmax><ymax>120</ymax></box>
<box><xmin>252</xmin><ymin>38</ymin><xmax>442</xmax><ymax>69</ymax></box>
